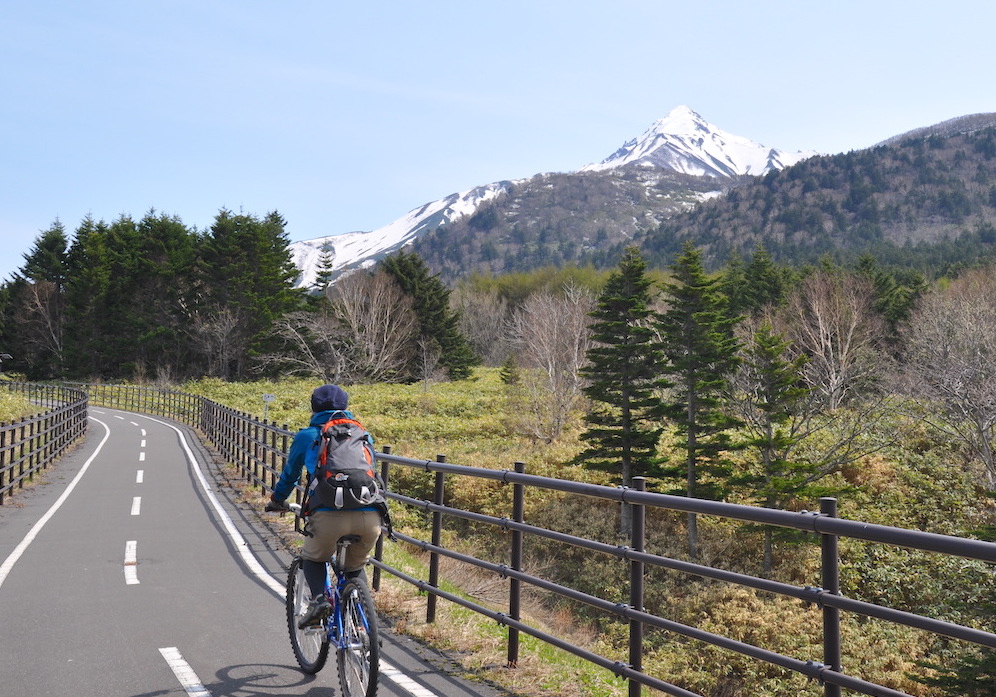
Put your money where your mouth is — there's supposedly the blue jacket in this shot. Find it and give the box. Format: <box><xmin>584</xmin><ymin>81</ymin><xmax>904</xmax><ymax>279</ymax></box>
<box><xmin>272</xmin><ymin>409</ymin><xmax>377</xmax><ymax>512</ymax></box>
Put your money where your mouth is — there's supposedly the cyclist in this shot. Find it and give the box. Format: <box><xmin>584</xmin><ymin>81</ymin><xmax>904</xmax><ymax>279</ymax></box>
<box><xmin>266</xmin><ymin>384</ymin><xmax>386</xmax><ymax>627</ymax></box>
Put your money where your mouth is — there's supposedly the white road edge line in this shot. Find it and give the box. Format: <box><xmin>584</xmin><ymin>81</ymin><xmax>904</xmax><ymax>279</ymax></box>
<box><xmin>159</xmin><ymin>647</ymin><xmax>212</xmax><ymax>697</ymax></box>
<box><xmin>135</xmin><ymin>414</ymin><xmax>285</xmax><ymax>595</ymax></box>
<box><xmin>0</xmin><ymin>417</ymin><xmax>111</xmax><ymax>591</ymax></box>
<box><xmin>124</xmin><ymin>540</ymin><xmax>140</xmax><ymax>585</ymax></box>
<box><xmin>380</xmin><ymin>660</ymin><xmax>441</xmax><ymax>697</ymax></box>
<box><xmin>135</xmin><ymin>412</ymin><xmax>445</xmax><ymax>697</ymax></box>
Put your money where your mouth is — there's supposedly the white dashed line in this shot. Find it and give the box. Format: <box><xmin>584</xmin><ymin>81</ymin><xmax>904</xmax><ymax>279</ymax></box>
<box><xmin>136</xmin><ymin>470</ymin><xmax>144</xmax><ymax>484</ymax></box>
<box><xmin>159</xmin><ymin>647</ymin><xmax>211</xmax><ymax>696</ymax></box>
<box><xmin>131</xmin><ymin>497</ymin><xmax>141</xmax><ymax>516</ymax></box>
<box><xmin>124</xmin><ymin>540</ymin><xmax>140</xmax><ymax>585</ymax></box>
<box><xmin>134</xmin><ymin>413</ymin><xmax>445</xmax><ymax>697</ymax></box>
<box><xmin>139</xmin><ymin>451</ymin><xmax>146</xmax><ymax>461</ymax></box>
<box><xmin>141</xmin><ymin>439</ymin><xmax>147</xmax><ymax>448</ymax></box>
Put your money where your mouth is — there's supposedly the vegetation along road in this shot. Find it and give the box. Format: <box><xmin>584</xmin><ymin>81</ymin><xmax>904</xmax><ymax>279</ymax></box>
<box><xmin>0</xmin><ymin>405</ymin><xmax>504</xmax><ymax>697</ymax></box>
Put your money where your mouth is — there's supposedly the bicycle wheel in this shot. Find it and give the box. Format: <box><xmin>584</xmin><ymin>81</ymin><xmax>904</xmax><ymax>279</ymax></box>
<box><xmin>286</xmin><ymin>557</ymin><xmax>329</xmax><ymax>674</ymax></box>
<box><xmin>337</xmin><ymin>577</ymin><xmax>379</xmax><ymax>697</ymax></box>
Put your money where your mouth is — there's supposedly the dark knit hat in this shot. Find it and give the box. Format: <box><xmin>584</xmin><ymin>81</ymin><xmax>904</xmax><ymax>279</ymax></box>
<box><xmin>311</xmin><ymin>384</ymin><xmax>348</xmax><ymax>412</ymax></box>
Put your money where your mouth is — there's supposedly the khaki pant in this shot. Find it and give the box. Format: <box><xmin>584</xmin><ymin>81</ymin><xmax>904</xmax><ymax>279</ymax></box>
<box><xmin>302</xmin><ymin>509</ymin><xmax>383</xmax><ymax>572</ymax></box>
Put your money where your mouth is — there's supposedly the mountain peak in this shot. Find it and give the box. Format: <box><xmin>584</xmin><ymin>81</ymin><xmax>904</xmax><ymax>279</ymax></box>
<box><xmin>579</xmin><ymin>106</ymin><xmax>817</xmax><ymax>178</ymax></box>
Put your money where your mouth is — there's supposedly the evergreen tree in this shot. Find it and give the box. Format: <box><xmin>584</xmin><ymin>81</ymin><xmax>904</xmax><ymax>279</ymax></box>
<box><xmin>129</xmin><ymin>211</ymin><xmax>199</xmax><ymax>377</ymax></box>
<box><xmin>195</xmin><ymin>210</ymin><xmax>303</xmax><ymax>379</ymax></box>
<box><xmin>19</xmin><ymin>219</ymin><xmax>69</xmax><ymax>286</ymax></box>
<box><xmin>1</xmin><ymin>220</ymin><xmax>70</xmax><ymax>377</ymax></box>
<box><xmin>854</xmin><ymin>254</ymin><xmax>928</xmax><ymax>343</ymax></box>
<box><xmin>64</xmin><ymin>216</ymin><xmax>113</xmax><ymax>376</ymax></box>
<box><xmin>381</xmin><ymin>250</ymin><xmax>479</xmax><ymax>380</ymax></box>
<box><xmin>731</xmin><ymin>322</ymin><xmax>832</xmax><ymax>573</ymax></box>
<box><xmin>657</xmin><ymin>243</ymin><xmax>742</xmax><ymax>559</ymax></box>
<box><xmin>313</xmin><ymin>241</ymin><xmax>336</xmax><ymax>294</ymax></box>
<box><xmin>577</xmin><ymin>247</ymin><xmax>663</xmax><ymax>536</ymax></box>
<box><xmin>722</xmin><ymin>243</ymin><xmax>790</xmax><ymax>318</ymax></box>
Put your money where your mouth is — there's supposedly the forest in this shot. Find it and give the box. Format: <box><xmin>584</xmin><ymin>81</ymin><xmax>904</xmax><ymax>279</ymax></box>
<box><xmin>2</xmin><ymin>209</ymin><xmax>996</xmax><ymax>694</ymax></box>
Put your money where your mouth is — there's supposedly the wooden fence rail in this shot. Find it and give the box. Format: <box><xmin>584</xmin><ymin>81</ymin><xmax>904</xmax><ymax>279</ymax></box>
<box><xmin>0</xmin><ymin>383</ymin><xmax>88</xmax><ymax>505</ymax></box>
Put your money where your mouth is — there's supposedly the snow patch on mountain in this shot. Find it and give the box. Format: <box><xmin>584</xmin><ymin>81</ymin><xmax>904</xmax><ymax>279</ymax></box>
<box><xmin>291</xmin><ymin>181</ymin><xmax>513</xmax><ymax>289</ymax></box>
<box><xmin>580</xmin><ymin>105</ymin><xmax>817</xmax><ymax>177</ymax></box>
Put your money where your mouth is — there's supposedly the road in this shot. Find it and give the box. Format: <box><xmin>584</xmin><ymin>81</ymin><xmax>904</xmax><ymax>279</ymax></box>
<box><xmin>0</xmin><ymin>406</ymin><xmax>505</xmax><ymax>697</ymax></box>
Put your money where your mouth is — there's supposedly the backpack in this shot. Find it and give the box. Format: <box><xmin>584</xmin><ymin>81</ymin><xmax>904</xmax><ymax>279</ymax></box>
<box><xmin>303</xmin><ymin>416</ymin><xmax>386</xmax><ymax>513</ymax></box>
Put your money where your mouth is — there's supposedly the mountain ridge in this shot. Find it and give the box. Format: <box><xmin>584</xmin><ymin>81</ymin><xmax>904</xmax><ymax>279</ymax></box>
<box><xmin>291</xmin><ymin>108</ymin><xmax>996</xmax><ymax>287</ymax></box>
<box><xmin>290</xmin><ymin>107</ymin><xmax>811</xmax><ymax>287</ymax></box>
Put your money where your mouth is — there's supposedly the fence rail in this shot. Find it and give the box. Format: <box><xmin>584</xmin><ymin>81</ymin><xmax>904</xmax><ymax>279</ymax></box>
<box><xmin>6</xmin><ymin>381</ymin><xmax>994</xmax><ymax>697</ymax></box>
<box><xmin>0</xmin><ymin>382</ymin><xmax>88</xmax><ymax>505</ymax></box>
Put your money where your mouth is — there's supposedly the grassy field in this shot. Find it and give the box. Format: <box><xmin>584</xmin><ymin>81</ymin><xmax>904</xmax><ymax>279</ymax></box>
<box><xmin>0</xmin><ymin>388</ymin><xmax>38</xmax><ymax>423</ymax></box>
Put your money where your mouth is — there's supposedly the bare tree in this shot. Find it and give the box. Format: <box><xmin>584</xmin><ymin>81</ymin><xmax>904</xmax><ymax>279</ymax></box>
<box><xmin>17</xmin><ymin>280</ymin><xmax>65</xmax><ymax>374</ymax></box>
<box><xmin>509</xmin><ymin>283</ymin><xmax>594</xmax><ymax>442</ymax></box>
<box><xmin>188</xmin><ymin>308</ymin><xmax>242</xmax><ymax>379</ymax></box>
<box><xmin>328</xmin><ymin>271</ymin><xmax>417</xmax><ymax>382</ymax></box>
<box><xmin>902</xmin><ymin>268</ymin><xmax>996</xmax><ymax>485</ymax></box>
<box><xmin>451</xmin><ymin>286</ymin><xmax>514</xmax><ymax>366</ymax></box>
<box><xmin>263</xmin><ymin>307</ymin><xmax>350</xmax><ymax>383</ymax></box>
<box><xmin>775</xmin><ymin>271</ymin><xmax>889</xmax><ymax>410</ymax></box>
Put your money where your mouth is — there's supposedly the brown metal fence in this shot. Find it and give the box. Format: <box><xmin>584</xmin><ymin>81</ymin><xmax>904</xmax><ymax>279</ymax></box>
<box><xmin>0</xmin><ymin>383</ymin><xmax>88</xmax><ymax>505</ymax></box>
<box><xmin>6</xmin><ymin>381</ymin><xmax>995</xmax><ymax>697</ymax></box>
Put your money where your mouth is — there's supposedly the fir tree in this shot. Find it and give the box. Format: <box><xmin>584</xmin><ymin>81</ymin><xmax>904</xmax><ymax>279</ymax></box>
<box><xmin>196</xmin><ymin>209</ymin><xmax>303</xmax><ymax>378</ymax></box>
<box><xmin>19</xmin><ymin>219</ymin><xmax>69</xmax><ymax>286</ymax></box>
<box><xmin>731</xmin><ymin>322</ymin><xmax>833</xmax><ymax>573</ymax></box>
<box><xmin>381</xmin><ymin>250</ymin><xmax>479</xmax><ymax>381</ymax></box>
<box><xmin>313</xmin><ymin>241</ymin><xmax>336</xmax><ymax>293</ymax></box>
<box><xmin>657</xmin><ymin>243</ymin><xmax>742</xmax><ymax>558</ymax></box>
<box><xmin>63</xmin><ymin>216</ymin><xmax>112</xmax><ymax>376</ymax></box>
<box><xmin>2</xmin><ymin>220</ymin><xmax>70</xmax><ymax>377</ymax></box>
<box><xmin>577</xmin><ymin>247</ymin><xmax>663</xmax><ymax>536</ymax></box>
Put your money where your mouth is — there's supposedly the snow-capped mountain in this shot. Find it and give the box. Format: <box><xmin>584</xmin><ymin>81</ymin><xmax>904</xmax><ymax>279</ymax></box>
<box><xmin>291</xmin><ymin>181</ymin><xmax>513</xmax><ymax>288</ymax></box>
<box><xmin>290</xmin><ymin>106</ymin><xmax>816</xmax><ymax>288</ymax></box>
<box><xmin>580</xmin><ymin>105</ymin><xmax>817</xmax><ymax>177</ymax></box>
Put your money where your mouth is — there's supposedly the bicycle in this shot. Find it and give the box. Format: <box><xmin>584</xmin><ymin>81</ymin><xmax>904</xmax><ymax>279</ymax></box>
<box><xmin>285</xmin><ymin>503</ymin><xmax>380</xmax><ymax>697</ymax></box>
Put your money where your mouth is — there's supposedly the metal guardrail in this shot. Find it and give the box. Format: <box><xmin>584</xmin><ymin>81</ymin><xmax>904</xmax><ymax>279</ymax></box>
<box><xmin>8</xmin><ymin>382</ymin><xmax>995</xmax><ymax>697</ymax></box>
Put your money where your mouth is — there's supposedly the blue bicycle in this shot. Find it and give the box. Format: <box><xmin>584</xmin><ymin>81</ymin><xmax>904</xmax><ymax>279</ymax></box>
<box><xmin>285</xmin><ymin>508</ymin><xmax>379</xmax><ymax>697</ymax></box>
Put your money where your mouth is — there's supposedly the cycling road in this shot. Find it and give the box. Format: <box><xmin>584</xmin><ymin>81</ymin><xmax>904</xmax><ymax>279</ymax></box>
<box><xmin>0</xmin><ymin>406</ymin><xmax>507</xmax><ymax>697</ymax></box>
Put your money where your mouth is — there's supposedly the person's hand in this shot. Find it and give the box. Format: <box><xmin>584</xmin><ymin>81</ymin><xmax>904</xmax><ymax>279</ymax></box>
<box><xmin>265</xmin><ymin>496</ymin><xmax>290</xmax><ymax>513</ymax></box>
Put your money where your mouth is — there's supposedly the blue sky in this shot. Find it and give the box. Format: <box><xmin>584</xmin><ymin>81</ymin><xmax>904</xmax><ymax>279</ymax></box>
<box><xmin>3</xmin><ymin>0</ymin><xmax>995</xmax><ymax>282</ymax></box>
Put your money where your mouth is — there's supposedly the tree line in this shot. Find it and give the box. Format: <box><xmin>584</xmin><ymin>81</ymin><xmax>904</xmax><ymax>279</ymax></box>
<box><xmin>0</xmin><ymin>211</ymin><xmax>476</xmax><ymax>383</ymax></box>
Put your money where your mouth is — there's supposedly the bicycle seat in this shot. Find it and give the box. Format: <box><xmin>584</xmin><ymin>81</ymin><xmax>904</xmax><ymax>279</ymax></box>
<box><xmin>338</xmin><ymin>534</ymin><xmax>362</xmax><ymax>544</ymax></box>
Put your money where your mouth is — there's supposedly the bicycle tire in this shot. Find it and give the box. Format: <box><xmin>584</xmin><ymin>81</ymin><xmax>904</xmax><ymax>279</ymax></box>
<box><xmin>286</xmin><ymin>557</ymin><xmax>330</xmax><ymax>674</ymax></box>
<box><xmin>337</xmin><ymin>577</ymin><xmax>380</xmax><ymax>697</ymax></box>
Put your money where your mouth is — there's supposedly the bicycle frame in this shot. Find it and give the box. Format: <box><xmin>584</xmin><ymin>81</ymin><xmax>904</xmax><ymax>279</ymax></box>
<box><xmin>286</xmin><ymin>503</ymin><xmax>379</xmax><ymax>696</ymax></box>
<box><xmin>324</xmin><ymin>541</ymin><xmax>372</xmax><ymax>650</ymax></box>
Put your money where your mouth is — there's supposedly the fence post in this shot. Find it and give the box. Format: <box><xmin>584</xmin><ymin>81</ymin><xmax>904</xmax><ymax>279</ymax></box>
<box><xmin>0</xmin><ymin>424</ymin><xmax>6</xmax><ymax>505</ymax></box>
<box><xmin>427</xmin><ymin>454</ymin><xmax>446</xmax><ymax>624</ymax></box>
<box><xmin>508</xmin><ymin>460</ymin><xmax>525</xmax><ymax>668</ymax></box>
<box><xmin>821</xmin><ymin>497</ymin><xmax>842</xmax><ymax>697</ymax></box>
<box><xmin>629</xmin><ymin>478</ymin><xmax>647</xmax><ymax>697</ymax></box>
<box><xmin>373</xmin><ymin>445</ymin><xmax>391</xmax><ymax>592</ymax></box>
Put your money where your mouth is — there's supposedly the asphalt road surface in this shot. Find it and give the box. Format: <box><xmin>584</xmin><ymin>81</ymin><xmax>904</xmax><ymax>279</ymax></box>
<box><xmin>0</xmin><ymin>406</ymin><xmax>506</xmax><ymax>697</ymax></box>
